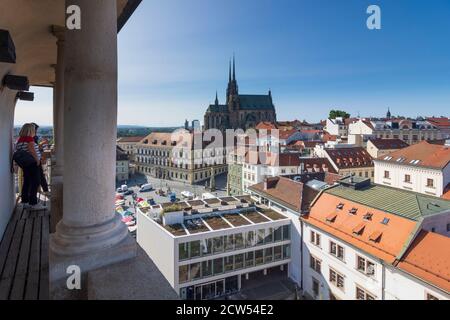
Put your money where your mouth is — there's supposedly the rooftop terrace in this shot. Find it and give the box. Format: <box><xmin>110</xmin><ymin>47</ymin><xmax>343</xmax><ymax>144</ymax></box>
<box><xmin>144</xmin><ymin>196</ymin><xmax>289</xmax><ymax>237</ymax></box>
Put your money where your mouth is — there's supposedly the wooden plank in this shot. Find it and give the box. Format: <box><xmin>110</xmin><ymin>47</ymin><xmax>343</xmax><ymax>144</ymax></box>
<box><xmin>24</xmin><ymin>216</ymin><xmax>42</xmax><ymax>300</ymax></box>
<box><xmin>38</xmin><ymin>215</ymin><xmax>49</xmax><ymax>300</ymax></box>
<box><xmin>12</xmin><ymin>206</ymin><xmax>24</xmax><ymax>222</ymax></box>
<box><xmin>0</xmin><ymin>218</ymin><xmax>18</xmax><ymax>276</ymax></box>
<box><xmin>9</xmin><ymin>218</ymin><xmax>34</xmax><ymax>300</ymax></box>
<box><xmin>0</xmin><ymin>219</ymin><xmax>25</xmax><ymax>299</ymax></box>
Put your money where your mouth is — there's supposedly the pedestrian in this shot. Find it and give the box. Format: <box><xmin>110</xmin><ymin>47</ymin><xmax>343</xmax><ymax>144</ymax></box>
<box><xmin>31</xmin><ymin>123</ymin><xmax>50</xmax><ymax>197</ymax></box>
<box><xmin>14</xmin><ymin>123</ymin><xmax>44</xmax><ymax>210</ymax></box>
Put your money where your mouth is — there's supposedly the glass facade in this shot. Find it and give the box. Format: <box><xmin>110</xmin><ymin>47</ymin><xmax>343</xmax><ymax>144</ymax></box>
<box><xmin>179</xmin><ymin>275</ymin><xmax>239</xmax><ymax>300</ymax></box>
<box><xmin>179</xmin><ymin>245</ymin><xmax>291</xmax><ymax>284</ymax></box>
<box><xmin>178</xmin><ymin>224</ymin><xmax>291</xmax><ymax>261</ymax></box>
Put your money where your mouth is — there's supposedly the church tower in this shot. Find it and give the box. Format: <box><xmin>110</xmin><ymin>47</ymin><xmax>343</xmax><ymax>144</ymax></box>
<box><xmin>226</xmin><ymin>56</ymin><xmax>239</xmax><ymax>104</ymax></box>
<box><xmin>386</xmin><ymin>107</ymin><xmax>391</xmax><ymax>119</ymax></box>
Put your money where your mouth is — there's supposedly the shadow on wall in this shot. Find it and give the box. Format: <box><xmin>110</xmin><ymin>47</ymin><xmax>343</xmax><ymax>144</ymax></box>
<box><xmin>0</xmin><ymin>67</ymin><xmax>19</xmax><ymax>238</ymax></box>
<box><xmin>302</xmin><ymin>245</ymin><xmax>333</xmax><ymax>300</ymax></box>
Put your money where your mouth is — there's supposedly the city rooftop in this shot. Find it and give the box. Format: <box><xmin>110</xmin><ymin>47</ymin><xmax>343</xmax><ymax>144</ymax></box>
<box><xmin>139</xmin><ymin>196</ymin><xmax>289</xmax><ymax>237</ymax></box>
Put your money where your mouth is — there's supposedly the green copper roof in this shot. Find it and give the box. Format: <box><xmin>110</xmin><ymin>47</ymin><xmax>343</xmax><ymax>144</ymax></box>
<box><xmin>238</xmin><ymin>94</ymin><xmax>274</xmax><ymax>110</ymax></box>
<box><xmin>325</xmin><ymin>184</ymin><xmax>450</xmax><ymax>221</ymax></box>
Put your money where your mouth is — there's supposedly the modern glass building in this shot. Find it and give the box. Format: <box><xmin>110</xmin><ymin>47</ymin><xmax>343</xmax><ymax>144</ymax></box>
<box><xmin>137</xmin><ymin>195</ymin><xmax>292</xmax><ymax>300</ymax></box>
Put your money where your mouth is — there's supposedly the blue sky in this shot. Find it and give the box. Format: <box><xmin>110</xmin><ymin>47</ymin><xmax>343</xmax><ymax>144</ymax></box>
<box><xmin>15</xmin><ymin>0</ymin><xmax>450</xmax><ymax>126</ymax></box>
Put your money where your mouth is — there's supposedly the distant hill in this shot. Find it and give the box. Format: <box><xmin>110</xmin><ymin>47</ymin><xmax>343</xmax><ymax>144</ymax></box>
<box><xmin>14</xmin><ymin>125</ymin><xmax>182</xmax><ymax>139</ymax></box>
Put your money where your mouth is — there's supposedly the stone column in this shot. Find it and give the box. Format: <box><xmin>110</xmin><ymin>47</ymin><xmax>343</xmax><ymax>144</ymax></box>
<box><xmin>50</xmin><ymin>0</ymin><xmax>135</xmax><ymax>282</ymax></box>
<box><xmin>50</xmin><ymin>25</ymin><xmax>65</xmax><ymax>233</ymax></box>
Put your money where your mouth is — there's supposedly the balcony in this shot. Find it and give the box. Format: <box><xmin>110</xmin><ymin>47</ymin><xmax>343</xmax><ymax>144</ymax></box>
<box><xmin>0</xmin><ymin>0</ymin><xmax>178</xmax><ymax>300</ymax></box>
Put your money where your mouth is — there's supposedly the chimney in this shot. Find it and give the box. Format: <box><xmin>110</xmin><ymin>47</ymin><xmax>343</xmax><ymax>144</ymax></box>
<box><xmin>264</xmin><ymin>177</ymin><xmax>268</xmax><ymax>190</ymax></box>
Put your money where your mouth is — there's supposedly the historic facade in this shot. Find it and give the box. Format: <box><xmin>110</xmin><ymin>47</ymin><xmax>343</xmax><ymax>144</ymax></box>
<box><xmin>204</xmin><ymin>58</ymin><xmax>277</xmax><ymax>131</ymax></box>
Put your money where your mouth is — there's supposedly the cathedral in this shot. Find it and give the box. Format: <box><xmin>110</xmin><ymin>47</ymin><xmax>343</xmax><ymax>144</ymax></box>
<box><xmin>204</xmin><ymin>58</ymin><xmax>277</xmax><ymax>131</ymax></box>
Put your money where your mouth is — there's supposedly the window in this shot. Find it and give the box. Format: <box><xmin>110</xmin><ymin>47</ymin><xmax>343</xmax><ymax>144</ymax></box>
<box><xmin>274</xmin><ymin>227</ymin><xmax>282</xmax><ymax>242</ymax></box>
<box><xmin>274</xmin><ymin>246</ymin><xmax>282</xmax><ymax>261</ymax></box>
<box><xmin>209</xmin><ymin>237</ymin><xmax>223</xmax><ymax>254</ymax></box>
<box><xmin>329</xmin><ymin>269</ymin><xmax>345</xmax><ymax>291</ymax></box>
<box><xmin>310</xmin><ymin>230</ymin><xmax>321</xmax><ymax>247</ymax></box>
<box><xmin>224</xmin><ymin>256</ymin><xmax>234</xmax><ymax>272</ymax></box>
<box><xmin>265</xmin><ymin>247</ymin><xmax>273</xmax><ymax>263</ymax></box>
<box><xmin>202</xmin><ymin>260</ymin><xmax>212</xmax><ymax>278</ymax></box>
<box><xmin>246</xmin><ymin>231</ymin><xmax>255</xmax><ymax>247</ymax></box>
<box><xmin>356</xmin><ymin>287</ymin><xmax>375</xmax><ymax>300</ymax></box>
<box><xmin>384</xmin><ymin>171</ymin><xmax>390</xmax><ymax>179</ymax></box>
<box><xmin>190</xmin><ymin>263</ymin><xmax>201</xmax><ymax>280</ymax></box>
<box><xmin>255</xmin><ymin>249</ymin><xmax>264</xmax><ymax>265</ymax></box>
<box><xmin>356</xmin><ymin>255</ymin><xmax>376</xmax><ymax>277</ymax></box>
<box><xmin>201</xmin><ymin>238</ymin><xmax>212</xmax><ymax>256</ymax></box>
<box><xmin>330</xmin><ymin>241</ymin><xmax>345</xmax><ymax>261</ymax></box>
<box><xmin>234</xmin><ymin>233</ymin><xmax>244</xmax><ymax>249</ymax></box>
<box><xmin>234</xmin><ymin>254</ymin><xmax>244</xmax><ymax>270</ymax></box>
<box><xmin>282</xmin><ymin>244</ymin><xmax>291</xmax><ymax>259</ymax></box>
<box><xmin>404</xmin><ymin>174</ymin><xmax>411</xmax><ymax>183</ymax></box>
<box><xmin>224</xmin><ymin>235</ymin><xmax>234</xmax><ymax>251</ymax></box>
<box><xmin>426</xmin><ymin>293</ymin><xmax>439</xmax><ymax>300</ymax></box>
<box><xmin>282</xmin><ymin>225</ymin><xmax>290</xmax><ymax>240</ymax></box>
<box><xmin>447</xmin><ymin>223</ymin><xmax>450</xmax><ymax>232</ymax></box>
<box><xmin>190</xmin><ymin>241</ymin><xmax>201</xmax><ymax>258</ymax></box>
<box><xmin>179</xmin><ymin>243</ymin><xmax>189</xmax><ymax>260</ymax></box>
<box><xmin>245</xmin><ymin>251</ymin><xmax>254</xmax><ymax>267</ymax></box>
<box><xmin>257</xmin><ymin>229</ymin><xmax>265</xmax><ymax>245</ymax></box>
<box><xmin>310</xmin><ymin>255</ymin><xmax>321</xmax><ymax>273</ymax></box>
<box><xmin>264</xmin><ymin>228</ymin><xmax>274</xmax><ymax>244</ymax></box>
<box><xmin>179</xmin><ymin>265</ymin><xmax>189</xmax><ymax>283</ymax></box>
<box><xmin>427</xmin><ymin>178</ymin><xmax>434</xmax><ymax>188</ymax></box>
<box><xmin>213</xmin><ymin>258</ymin><xmax>224</xmax><ymax>275</ymax></box>
<box><xmin>312</xmin><ymin>278</ymin><xmax>320</xmax><ymax>297</ymax></box>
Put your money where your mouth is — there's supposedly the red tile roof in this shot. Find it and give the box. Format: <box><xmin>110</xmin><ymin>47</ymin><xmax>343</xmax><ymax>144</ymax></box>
<box><xmin>256</xmin><ymin>121</ymin><xmax>278</xmax><ymax>130</ymax></box>
<box><xmin>376</xmin><ymin>141</ymin><xmax>450</xmax><ymax>170</ymax></box>
<box><xmin>117</xmin><ymin>136</ymin><xmax>146</xmax><ymax>143</ymax></box>
<box><xmin>278</xmin><ymin>129</ymin><xmax>299</xmax><ymax>139</ymax></box>
<box><xmin>427</xmin><ymin>117</ymin><xmax>450</xmax><ymax>129</ymax></box>
<box><xmin>325</xmin><ymin>147</ymin><xmax>374</xmax><ymax>169</ymax></box>
<box><xmin>250</xmin><ymin>177</ymin><xmax>304</xmax><ymax>212</ymax></box>
<box><xmin>397</xmin><ymin>230</ymin><xmax>450</xmax><ymax>293</ymax></box>
<box><xmin>442</xmin><ymin>184</ymin><xmax>450</xmax><ymax>200</ymax></box>
<box><xmin>368</xmin><ymin>138</ymin><xmax>409</xmax><ymax>150</ymax></box>
<box><xmin>304</xmin><ymin>192</ymin><xmax>418</xmax><ymax>264</ymax></box>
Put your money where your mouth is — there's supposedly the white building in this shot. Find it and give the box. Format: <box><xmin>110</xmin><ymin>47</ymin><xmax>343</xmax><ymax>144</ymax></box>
<box><xmin>348</xmin><ymin>118</ymin><xmax>442</xmax><ymax>146</ymax></box>
<box><xmin>116</xmin><ymin>146</ymin><xmax>130</xmax><ymax>182</ymax></box>
<box><xmin>325</xmin><ymin>117</ymin><xmax>355</xmax><ymax>138</ymax></box>
<box><xmin>241</xmin><ymin>152</ymin><xmax>336</xmax><ymax>194</ymax></box>
<box><xmin>374</xmin><ymin>140</ymin><xmax>450</xmax><ymax>197</ymax></box>
<box><xmin>301</xmin><ymin>176</ymin><xmax>450</xmax><ymax>300</ymax></box>
<box><xmin>366</xmin><ymin>138</ymin><xmax>409</xmax><ymax>159</ymax></box>
<box><xmin>137</xmin><ymin>195</ymin><xmax>293</xmax><ymax>300</ymax></box>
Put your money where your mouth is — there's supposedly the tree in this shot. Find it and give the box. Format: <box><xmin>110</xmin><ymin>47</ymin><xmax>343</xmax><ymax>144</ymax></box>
<box><xmin>329</xmin><ymin>109</ymin><xmax>350</xmax><ymax>119</ymax></box>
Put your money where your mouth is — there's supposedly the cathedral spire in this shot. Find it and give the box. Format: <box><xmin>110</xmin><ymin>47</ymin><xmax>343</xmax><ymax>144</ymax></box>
<box><xmin>233</xmin><ymin>54</ymin><xmax>236</xmax><ymax>81</ymax></box>
<box><xmin>215</xmin><ymin>91</ymin><xmax>219</xmax><ymax>105</ymax></box>
<box><xmin>228</xmin><ymin>59</ymin><xmax>231</xmax><ymax>83</ymax></box>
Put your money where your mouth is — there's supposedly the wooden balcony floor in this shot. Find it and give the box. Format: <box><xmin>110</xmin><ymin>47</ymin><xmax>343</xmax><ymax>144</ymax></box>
<box><xmin>0</xmin><ymin>204</ymin><xmax>49</xmax><ymax>300</ymax></box>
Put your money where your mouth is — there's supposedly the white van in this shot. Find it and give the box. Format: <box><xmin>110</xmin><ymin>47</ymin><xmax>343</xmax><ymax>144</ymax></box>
<box><xmin>121</xmin><ymin>184</ymin><xmax>128</xmax><ymax>192</ymax></box>
<box><xmin>139</xmin><ymin>183</ymin><xmax>153</xmax><ymax>192</ymax></box>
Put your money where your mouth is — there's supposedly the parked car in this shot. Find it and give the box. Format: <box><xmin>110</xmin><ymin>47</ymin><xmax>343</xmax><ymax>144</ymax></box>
<box><xmin>169</xmin><ymin>192</ymin><xmax>177</xmax><ymax>203</ymax></box>
<box><xmin>116</xmin><ymin>187</ymin><xmax>125</xmax><ymax>194</ymax></box>
<box><xmin>148</xmin><ymin>198</ymin><xmax>156</xmax><ymax>205</ymax></box>
<box><xmin>139</xmin><ymin>183</ymin><xmax>153</xmax><ymax>192</ymax></box>
<box><xmin>181</xmin><ymin>190</ymin><xmax>194</xmax><ymax>198</ymax></box>
<box><xmin>123</xmin><ymin>189</ymin><xmax>134</xmax><ymax>196</ymax></box>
